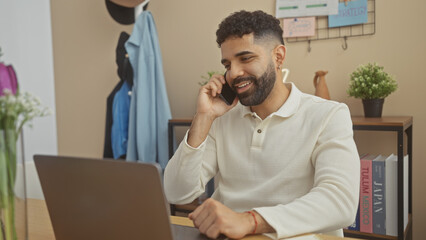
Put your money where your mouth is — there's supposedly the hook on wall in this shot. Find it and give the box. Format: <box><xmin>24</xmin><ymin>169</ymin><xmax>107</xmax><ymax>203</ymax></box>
<box><xmin>135</xmin><ymin>0</ymin><xmax>151</xmax><ymax>20</ymax></box>
<box><xmin>308</xmin><ymin>40</ymin><xmax>312</xmax><ymax>53</ymax></box>
<box><xmin>342</xmin><ymin>36</ymin><xmax>348</xmax><ymax>50</ymax></box>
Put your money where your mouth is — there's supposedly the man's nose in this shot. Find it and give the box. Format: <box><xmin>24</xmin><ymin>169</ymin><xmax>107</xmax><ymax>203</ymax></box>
<box><xmin>228</xmin><ymin>65</ymin><xmax>245</xmax><ymax>84</ymax></box>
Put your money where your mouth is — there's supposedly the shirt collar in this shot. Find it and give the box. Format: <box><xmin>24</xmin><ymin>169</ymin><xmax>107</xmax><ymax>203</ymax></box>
<box><xmin>240</xmin><ymin>82</ymin><xmax>302</xmax><ymax>119</ymax></box>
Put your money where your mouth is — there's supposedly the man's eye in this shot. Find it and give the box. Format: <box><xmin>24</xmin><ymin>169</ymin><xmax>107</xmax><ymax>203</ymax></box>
<box><xmin>241</xmin><ymin>56</ymin><xmax>253</xmax><ymax>61</ymax></box>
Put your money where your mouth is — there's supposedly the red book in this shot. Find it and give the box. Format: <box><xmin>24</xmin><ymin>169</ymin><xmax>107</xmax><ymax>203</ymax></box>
<box><xmin>360</xmin><ymin>155</ymin><xmax>374</xmax><ymax>233</ymax></box>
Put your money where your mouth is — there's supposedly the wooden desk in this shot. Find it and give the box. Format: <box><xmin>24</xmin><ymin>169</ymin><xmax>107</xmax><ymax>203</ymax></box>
<box><xmin>27</xmin><ymin>198</ymin><xmax>357</xmax><ymax>240</ymax></box>
<box><xmin>28</xmin><ymin>198</ymin><xmax>55</xmax><ymax>240</ymax></box>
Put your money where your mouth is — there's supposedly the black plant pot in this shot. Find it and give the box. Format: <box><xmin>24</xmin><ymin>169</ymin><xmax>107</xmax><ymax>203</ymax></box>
<box><xmin>362</xmin><ymin>98</ymin><xmax>384</xmax><ymax>118</ymax></box>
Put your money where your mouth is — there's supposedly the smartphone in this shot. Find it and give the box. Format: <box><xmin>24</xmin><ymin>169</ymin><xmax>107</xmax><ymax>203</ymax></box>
<box><xmin>219</xmin><ymin>72</ymin><xmax>237</xmax><ymax>105</ymax></box>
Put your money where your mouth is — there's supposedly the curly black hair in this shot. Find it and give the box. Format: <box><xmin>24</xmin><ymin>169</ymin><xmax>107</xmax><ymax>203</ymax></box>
<box><xmin>216</xmin><ymin>10</ymin><xmax>284</xmax><ymax>47</ymax></box>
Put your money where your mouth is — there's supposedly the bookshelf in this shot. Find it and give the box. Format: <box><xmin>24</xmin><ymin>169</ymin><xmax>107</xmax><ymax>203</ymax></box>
<box><xmin>168</xmin><ymin>119</ymin><xmax>193</xmax><ymax>160</ymax></box>
<box><xmin>168</xmin><ymin>119</ymin><xmax>200</xmax><ymax>215</ymax></box>
<box><xmin>345</xmin><ymin>116</ymin><xmax>413</xmax><ymax>240</ymax></box>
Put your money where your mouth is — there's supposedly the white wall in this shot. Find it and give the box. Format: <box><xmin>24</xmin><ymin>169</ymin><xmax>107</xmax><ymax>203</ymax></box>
<box><xmin>0</xmin><ymin>0</ymin><xmax>57</xmax><ymax>199</ymax></box>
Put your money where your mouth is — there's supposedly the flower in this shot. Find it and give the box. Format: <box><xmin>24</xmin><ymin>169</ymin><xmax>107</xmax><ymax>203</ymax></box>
<box><xmin>347</xmin><ymin>63</ymin><xmax>398</xmax><ymax>99</ymax></box>
<box><xmin>0</xmin><ymin>88</ymin><xmax>50</xmax><ymax>240</ymax></box>
<box><xmin>0</xmin><ymin>89</ymin><xmax>50</xmax><ymax>134</ymax></box>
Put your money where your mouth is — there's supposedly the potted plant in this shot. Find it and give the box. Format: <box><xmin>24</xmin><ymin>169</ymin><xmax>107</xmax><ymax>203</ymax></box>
<box><xmin>347</xmin><ymin>63</ymin><xmax>398</xmax><ymax>117</ymax></box>
<box><xmin>199</xmin><ymin>70</ymin><xmax>224</xmax><ymax>86</ymax></box>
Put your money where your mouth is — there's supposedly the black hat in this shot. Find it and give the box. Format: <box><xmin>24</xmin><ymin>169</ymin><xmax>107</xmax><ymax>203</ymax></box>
<box><xmin>105</xmin><ymin>0</ymin><xmax>148</xmax><ymax>25</ymax></box>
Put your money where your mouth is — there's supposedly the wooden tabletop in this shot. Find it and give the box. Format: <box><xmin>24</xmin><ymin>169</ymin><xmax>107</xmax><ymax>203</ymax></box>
<box><xmin>28</xmin><ymin>198</ymin><xmax>55</xmax><ymax>240</ymax></box>
<box><xmin>27</xmin><ymin>198</ymin><xmax>357</xmax><ymax>240</ymax></box>
<box><xmin>169</xmin><ymin>216</ymin><xmax>356</xmax><ymax>240</ymax></box>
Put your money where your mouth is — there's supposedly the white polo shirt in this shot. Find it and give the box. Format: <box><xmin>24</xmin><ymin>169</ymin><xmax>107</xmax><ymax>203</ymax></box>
<box><xmin>164</xmin><ymin>83</ymin><xmax>360</xmax><ymax>238</ymax></box>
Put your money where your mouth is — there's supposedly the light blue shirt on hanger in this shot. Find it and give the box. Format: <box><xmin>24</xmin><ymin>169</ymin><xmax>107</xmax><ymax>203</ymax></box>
<box><xmin>125</xmin><ymin>11</ymin><xmax>172</xmax><ymax>169</ymax></box>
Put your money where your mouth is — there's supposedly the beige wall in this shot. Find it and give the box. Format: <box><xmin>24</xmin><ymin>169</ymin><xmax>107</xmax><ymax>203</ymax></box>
<box><xmin>50</xmin><ymin>1</ymin><xmax>133</xmax><ymax>157</ymax></box>
<box><xmin>51</xmin><ymin>0</ymin><xmax>426</xmax><ymax>239</ymax></box>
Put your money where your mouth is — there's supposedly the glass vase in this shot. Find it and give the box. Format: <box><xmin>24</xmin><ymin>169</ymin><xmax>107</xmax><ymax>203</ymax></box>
<box><xmin>0</xmin><ymin>129</ymin><xmax>27</xmax><ymax>240</ymax></box>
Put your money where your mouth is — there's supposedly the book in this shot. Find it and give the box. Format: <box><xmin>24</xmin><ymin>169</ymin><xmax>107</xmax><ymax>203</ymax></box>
<box><xmin>404</xmin><ymin>155</ymin><xmax>409</xmax><ymax>231</ymax></box>
<box><xmin>372</xmin><ymin>155</ymin><xmax>386</xmax><ymax>235</ymax></box>
<box><xmin>385</xmin><ymin>154</ymin><xmax>397</xmax><ymax>236</ymax></box>
<box><xmin>385</xmin><ymin>154</ymin><xmax>409</xmax><ymax>237</ymax></box>
<box><xmin>360</xmin><ymin>154</ymin><xmax>375</xmax><ymax>233</ymax></box>
<box><xmin>347</xmin><ymin>206</ymin><xmax>360</xmax><ymax>231</ymax></box>
<box><xmin>347</xmin><ymin>153</ymin><xmax>369</xmax><ymax>231</ymax></box>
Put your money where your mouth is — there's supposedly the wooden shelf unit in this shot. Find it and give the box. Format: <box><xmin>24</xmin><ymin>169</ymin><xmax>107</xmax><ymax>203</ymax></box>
<box><xmin>344</xmin><ymin>116</ymin><xmax>413</xmax><ymax>240</ymax></box>
<box><xmin>168</xmin><ymin>119</ymin><xmax>197</xmax><ymax>216</ymax></box>
<box><xmin>168</xmin><ymin>119</ymin><xmax>193</xmax><ymax>160</ymax></box>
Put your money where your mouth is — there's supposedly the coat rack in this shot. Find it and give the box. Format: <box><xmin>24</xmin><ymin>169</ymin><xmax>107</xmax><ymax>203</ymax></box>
<box><xmin>284</xmin><ymin>0</ymin><xmax>375</xmax><ymax>52</ymax></box>
<box><xmin>134</xmin><ymin>0</ymin><xmax>150</xmax><ymax>20</ymax></box>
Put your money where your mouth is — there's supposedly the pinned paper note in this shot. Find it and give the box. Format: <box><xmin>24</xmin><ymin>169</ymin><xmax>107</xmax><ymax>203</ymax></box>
<box><xmin>276</xmin><ymin>0</ymin><xmax>338</xmax><ymax>18</ymax></box>
<box><xmin>328</xmin><ymin>0</ymin><xmax>368</xmax><ymax>28</ymax></box>
<box><xmin>283</xmin><ymin>17</ymin><xmax>316</xmax><ymax>38</ymax></box>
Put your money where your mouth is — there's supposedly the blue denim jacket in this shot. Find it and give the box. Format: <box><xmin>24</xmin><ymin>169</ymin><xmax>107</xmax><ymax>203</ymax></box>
<box><xmin>111</xmin><ymin>81</ymin><xmax>131</xmax><ymax>159</ymax></box>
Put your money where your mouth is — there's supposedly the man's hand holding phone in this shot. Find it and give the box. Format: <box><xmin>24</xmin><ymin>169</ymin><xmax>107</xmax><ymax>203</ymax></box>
<box><xmin>188</xmin><ymin>73</ymin><xmax>238</xmax><ymax>148</ymax></box>
<box><xmin>196</xmin><ymin>73</ymin><xmax>238</xmax><ymax>119</ymax></box>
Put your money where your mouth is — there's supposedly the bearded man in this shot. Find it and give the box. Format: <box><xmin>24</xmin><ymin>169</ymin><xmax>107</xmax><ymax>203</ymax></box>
<box><xmin>164</xmin><ymin>10</ymin><xmax>360</xmax><ymax>239</ymax></box>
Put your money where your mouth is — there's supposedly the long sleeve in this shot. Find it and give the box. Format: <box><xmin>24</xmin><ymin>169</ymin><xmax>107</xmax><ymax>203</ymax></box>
<box><xmin>164</xmin><ymin>130</ymin><xmax>219</xmax><ymax>204</ymax></box>
<box><xmin>253</xmin><ymin>104</ymin><xmax>360</xmax><ymax>238</ymax></box>
<box><xmin>103</xmin><ymin>81</ymin><xmax>124</xmax><ymax>158</ymax></box>
<box><xmin>111</xmin><ymin>82</ymin><xmax>131</xmax><ymax>159</ymax></box>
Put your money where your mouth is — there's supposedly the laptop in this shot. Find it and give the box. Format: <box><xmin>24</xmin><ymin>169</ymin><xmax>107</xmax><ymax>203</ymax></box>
<box><xmin>34</xmin><ymin>155</ymin><xmax>214</xmax><ymax>240</ymax></box>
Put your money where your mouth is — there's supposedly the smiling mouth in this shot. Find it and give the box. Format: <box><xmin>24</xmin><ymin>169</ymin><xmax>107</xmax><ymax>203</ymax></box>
<box><xmin>234</xmin><ymin>81</ymin><xmax>252</xmax><ymax>94</ymax></box>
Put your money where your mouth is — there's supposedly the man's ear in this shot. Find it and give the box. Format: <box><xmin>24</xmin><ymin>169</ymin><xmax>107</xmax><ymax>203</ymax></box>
<box><xmin>274</xmin><ymin>45</ymin><xmax>286</xmax><ymax>69</ymax></box>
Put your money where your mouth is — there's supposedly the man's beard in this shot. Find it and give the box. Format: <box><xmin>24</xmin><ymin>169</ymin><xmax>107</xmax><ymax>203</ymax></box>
<box><xmin>233</xmin><ymin>62</ymin><xmax>276</xmax><ymax>106</ymax></box>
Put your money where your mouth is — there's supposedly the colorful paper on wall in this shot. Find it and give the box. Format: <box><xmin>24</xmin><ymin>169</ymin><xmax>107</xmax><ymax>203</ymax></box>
<box><xmin>276</xmin><ymin>0</ymin><xmax>338</xmax><ymax>18</ymax></box>
<box><xmin>283</xmin><ymin>17</ymin><xmax>316</xmax><ymax>38</ymax></box>
<box><xmin>328</xmin><ymin>0</ymin><xmax>368</xmax><ymax>28</ymax></box>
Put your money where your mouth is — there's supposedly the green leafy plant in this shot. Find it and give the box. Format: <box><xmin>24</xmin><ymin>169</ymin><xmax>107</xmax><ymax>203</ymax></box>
<box><xmin>199</xmin><ymin>70</ymin><xmax>224</xmax><ymax>86</ymax></box>
<box><xmin>347</xmin><ymin>63</ymin><xmax>397</xmax><ymax>99</ymax></box>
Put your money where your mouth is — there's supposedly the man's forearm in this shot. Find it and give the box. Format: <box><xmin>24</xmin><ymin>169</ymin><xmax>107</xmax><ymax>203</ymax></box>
<box><xmin>253</xmin><ymin>211</ymin><xmax>275</xmax><ymax>234</ymax></box>
<box><xmin>187</xmin><ymin>113</ymin><xmax>216</xmax><ymax>148</ymax></box>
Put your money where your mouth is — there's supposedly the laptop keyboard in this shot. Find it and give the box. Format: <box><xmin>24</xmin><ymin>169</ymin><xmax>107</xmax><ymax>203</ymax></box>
<box><xmin>171</xmin><ymin>224</ymin><xmax>227</xmax><ymax>240</ymax></box>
